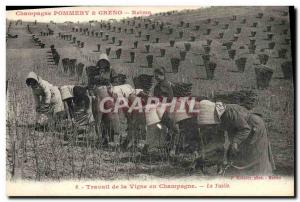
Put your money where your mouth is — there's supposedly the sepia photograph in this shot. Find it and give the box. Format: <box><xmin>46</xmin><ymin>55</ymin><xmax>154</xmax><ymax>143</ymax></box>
<box><xmin>5</xmin><ymin>5</ymin><xmax>295</xmax><ymax>197</ymax></box>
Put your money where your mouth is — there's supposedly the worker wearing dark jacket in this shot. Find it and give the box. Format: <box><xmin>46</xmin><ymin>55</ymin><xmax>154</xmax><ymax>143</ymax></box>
<box><xmin>153</xmin><ymin>67</ymin><xmax>174</xmax><ymax>103</ymax></box>
<box><xmin>197</xmin><ymin>100</ymin><xmax>276</xmax><ymax>175</ymax></box>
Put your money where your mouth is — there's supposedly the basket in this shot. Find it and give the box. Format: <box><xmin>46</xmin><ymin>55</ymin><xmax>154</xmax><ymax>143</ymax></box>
<box><xmin>60</xmin><ymin>85</ymin><xmax>74</xmax><ymax>100</ymax></box>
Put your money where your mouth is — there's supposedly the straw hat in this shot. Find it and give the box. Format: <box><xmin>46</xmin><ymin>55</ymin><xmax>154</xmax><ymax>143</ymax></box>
<box><xmin>197</xmin><ymin>100</ymin><xmax>220</xmax><ymax>125</ymax></box>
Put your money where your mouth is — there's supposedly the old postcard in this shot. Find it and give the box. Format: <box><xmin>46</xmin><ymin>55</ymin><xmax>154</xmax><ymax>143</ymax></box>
<box><xmin>6</xmin><ymin>6</ymin><xmax>295</xmax><ymax>197</ymax></box>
